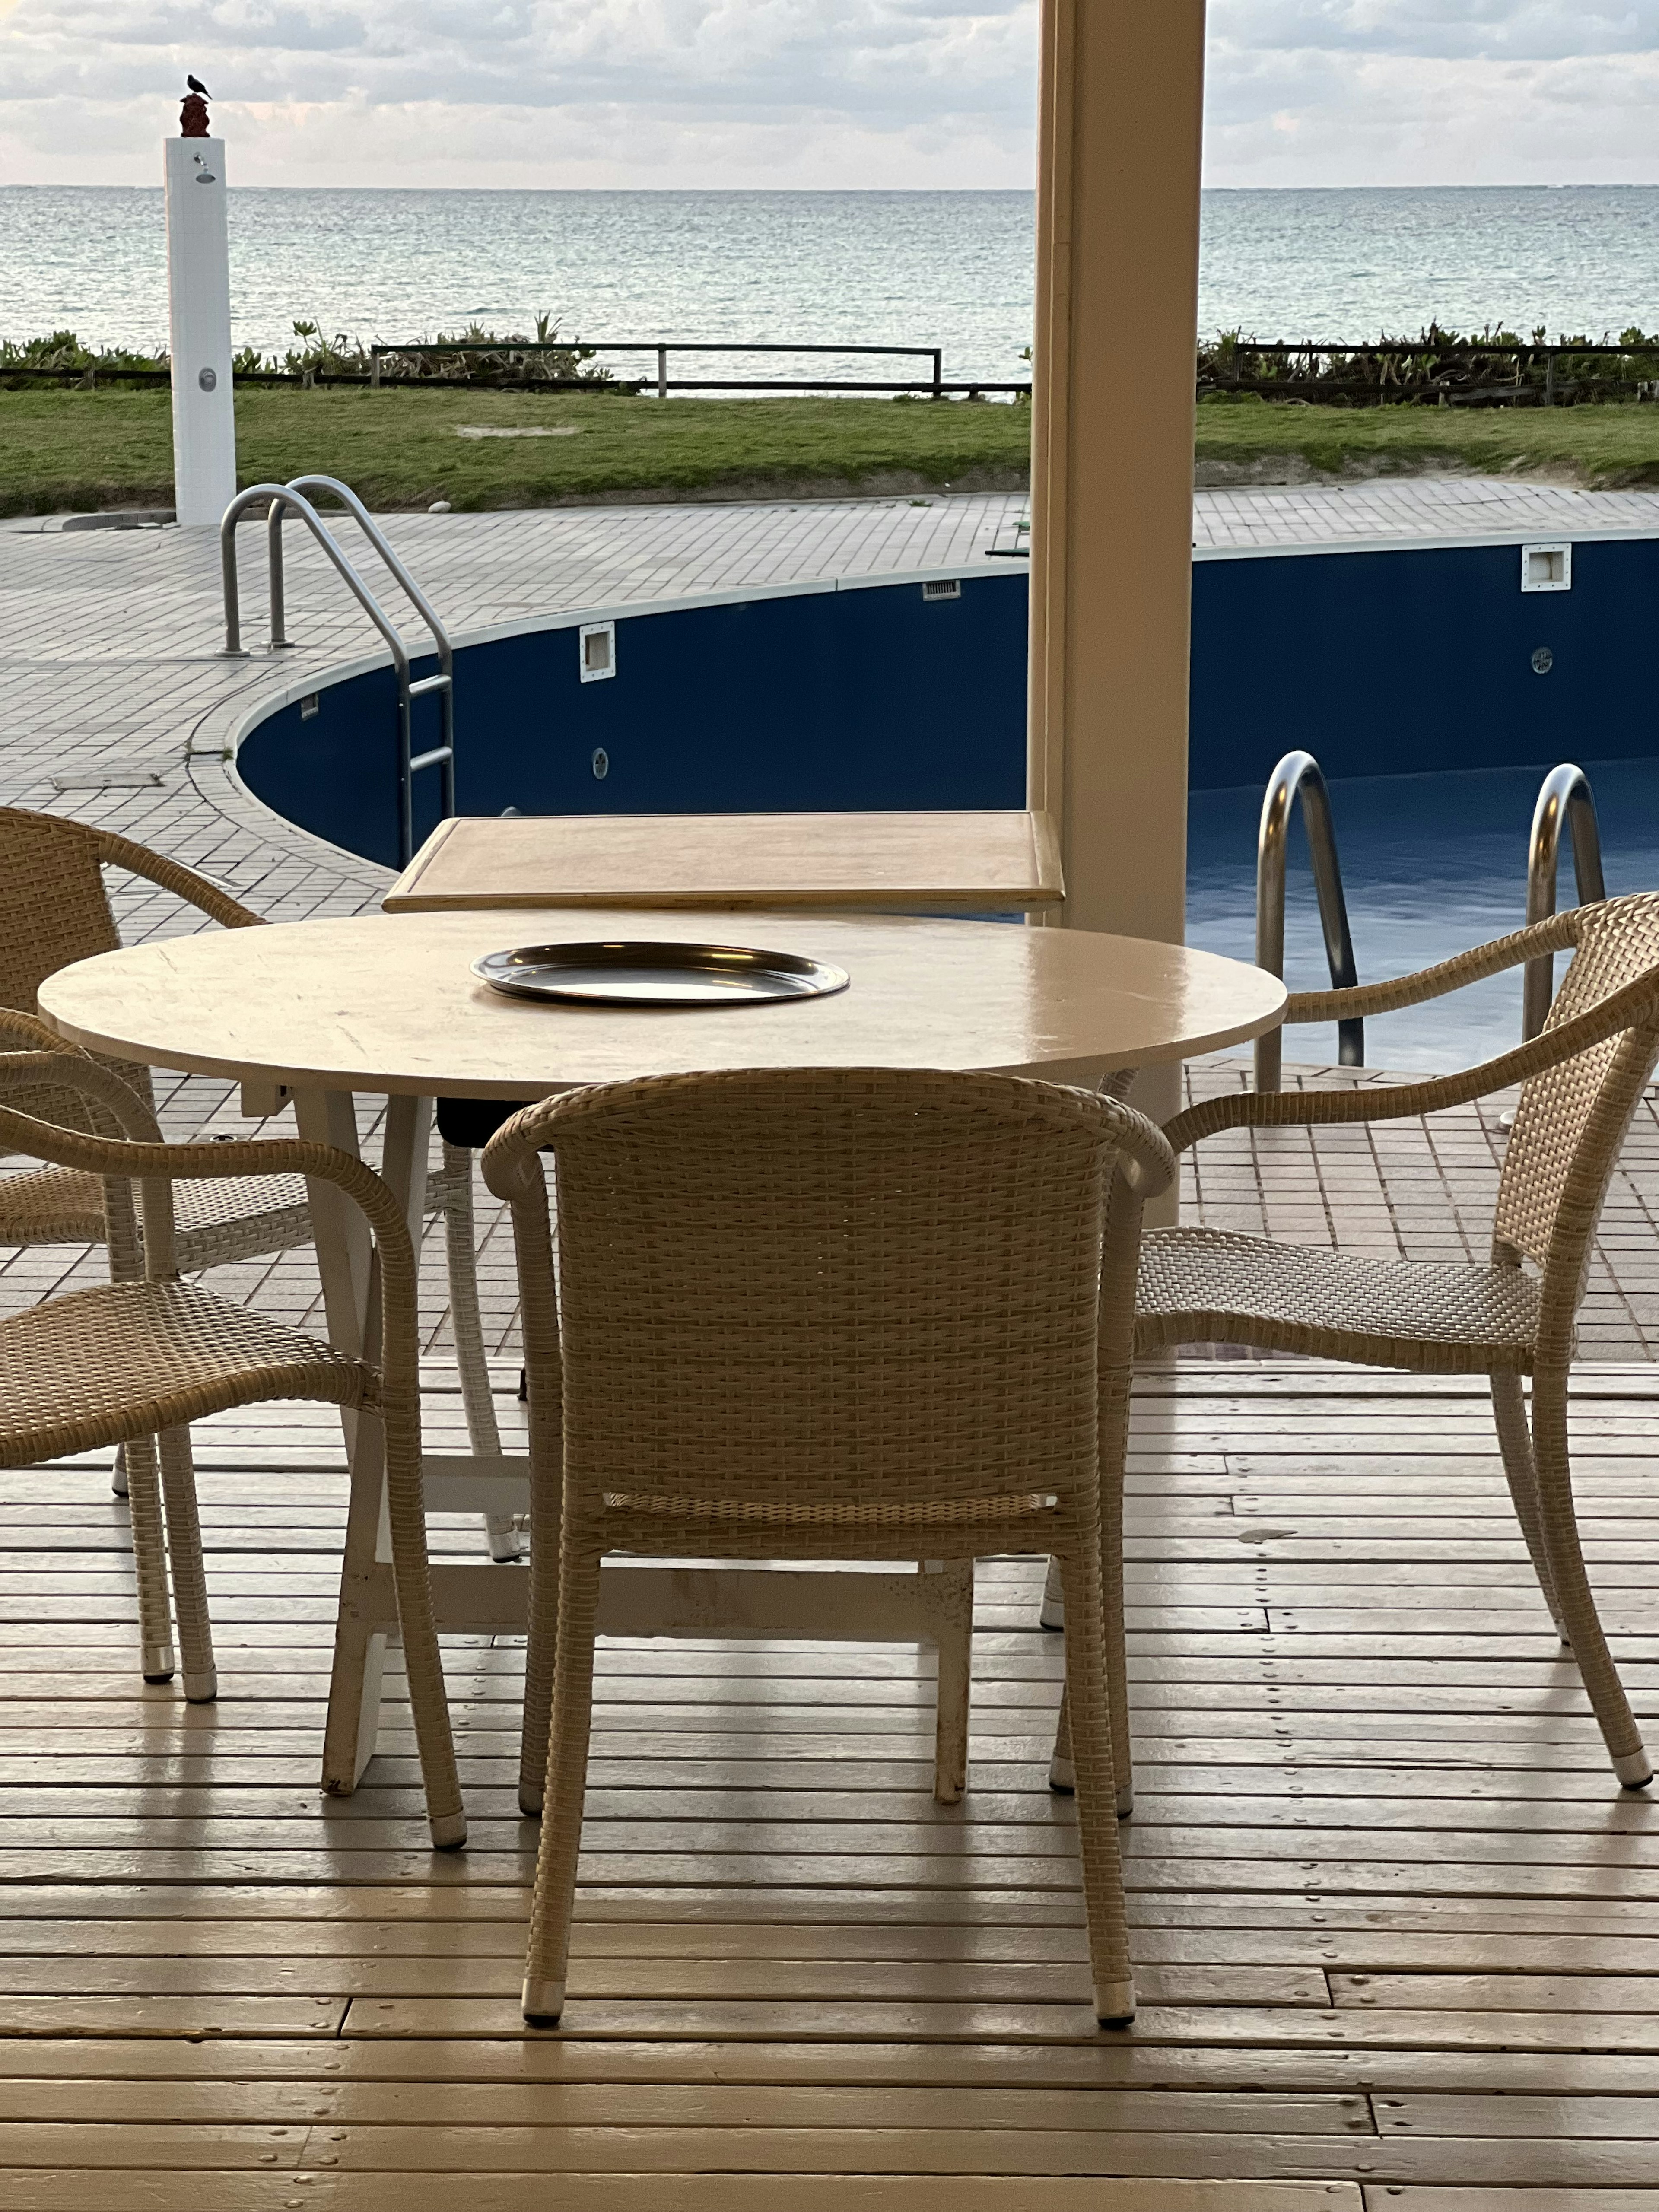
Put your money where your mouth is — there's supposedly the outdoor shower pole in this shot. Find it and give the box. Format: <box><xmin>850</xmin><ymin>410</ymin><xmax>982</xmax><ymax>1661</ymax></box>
<box><xmin>164</xmin><ymin>128</ymin><xmax>237</xmax><ymax>526</ymax></box>
<box><xmin>1029</xmin><ymin>0</ymin><xmax>1209</xmax><ymax>1222</ymax></box>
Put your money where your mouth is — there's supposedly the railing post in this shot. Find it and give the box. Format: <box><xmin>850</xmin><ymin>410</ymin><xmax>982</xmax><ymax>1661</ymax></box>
<box><xmin>219</xmin><ymin>515</ymin><xmax>246</xmax><ymax>658</ymax></box>
<box><xmin>931</xmin><ymin>349</ymin><xmax>943</xmax><ymax>400</ymax></box>
<box><xmin>1254</xmin><ymin>750</ymin><xmax>1363</xmax><ymax>1090</ymax></box>
<box><xmin>266</xmin><ymin>499</ymin><xmax>290</xmax><ymax>648</ymax></box>
<box><xmin>657</xmin><ymin>346</ymin><xmax>668</xmax><ymax>400</ymax></box>
<box><xmin>370</xmin><ymin>349</ymin><xmax>382</xmax><ymax>390</ymax></box>
<box><xmin>397</xmin><ymin>683</ymin><xmax>415</xmax><ymax>870</ymax></box>
<box><xmin>1523</xmin><ymin>763</ymin><xmax>1606</xmax><ymax>1038</ymax></box>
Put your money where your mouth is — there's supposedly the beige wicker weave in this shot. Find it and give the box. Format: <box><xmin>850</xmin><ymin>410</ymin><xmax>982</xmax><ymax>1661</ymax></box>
<box><xmin>482</xmin><ymin>1066</ymin><xmax>1176</xmax><ymax>2028</ymax></box>
<box><xmin>0</xmin><ymin>805</ymin><xmax>517</xmax><ymax>1567</ymax></box>
<box><xmin>1139</xmin><ymin>892</ymin><xmax>1659</xmax><ymax>1795</ymax></box>
<box><xmin>0</xmin><ymin>1052</ymin><xmax>465</xmax><ymax>1848</ymax></box>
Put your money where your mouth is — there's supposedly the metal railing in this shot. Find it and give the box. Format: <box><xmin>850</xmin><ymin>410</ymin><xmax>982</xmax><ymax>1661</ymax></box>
<box><xmin>219</xmin><ymin>475</ymin><xmax>455</xmax><ymax>867</ymax></box>
<box><xmin>367</xmin><ymin>340</ymin><xmax>1030</xmax><ymax>398</ymax></box>
<box><xmin>1254</xmin><ymin>750</ymin><xmax>1363</xmax><ymax>1090</ymax></box>
<box><xmin>1522</xmin><ymin>763</ymin><xmax>1606</xmax><ymax>1039</ymax></box>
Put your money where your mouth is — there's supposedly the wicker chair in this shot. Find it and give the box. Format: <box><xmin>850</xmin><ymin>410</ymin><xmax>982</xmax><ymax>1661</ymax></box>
<box><xmin>482</xmin><ymin>1066</ymin><xmax>1176</xmax><ymax>2028</ymax></box>
<box><xmin>0</xmin><ymin>1048</ymin><xmax>465</xmax><ymax>1848</ymax></box>
<box><xmin>1135</xmin><ymin>892</ymin><xmax>1659</xmax><ymax>1798</ymax></box>
<box><xmin>0</xmin><ymin>806</ymin><xmax>518</xmax><ymax>1565</ymax></box>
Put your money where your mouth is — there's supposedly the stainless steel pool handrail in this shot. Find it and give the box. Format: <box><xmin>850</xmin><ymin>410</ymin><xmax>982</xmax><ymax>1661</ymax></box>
<box><xmin>218</xmin><ymin>477</ymin><xmax>456</xmax><ymax>868</ymax></box>
<box><xmin>1523</xmin><ymin>763</ymin><xmax>1607</xmax><ymax>1039</ymax></box>
<box><xmin>1255</xmin><ymin>750</ymin><xmax>1364</xmax><ymax>1090</ymax></box>
<box><xmin>278</xmin><ymin>476</ymin><xmax>456</xmax><ymax>868</ymax></box>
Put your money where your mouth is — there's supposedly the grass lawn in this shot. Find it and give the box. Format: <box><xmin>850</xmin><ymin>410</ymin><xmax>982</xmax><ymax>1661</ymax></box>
<box><xmin>8</xmin><ymin>383</ymin><xmax>1659</xmax><ymax>518</ymax></box>
<box><xmin>1194</xmin><ymin>394</ymin><xmax>1659</xmax><ymax>486</ymax></box>
<box><xmin>0</xmin><ymin>385</ymin><xmax>1031</xmax><ymax>517</ymax></box>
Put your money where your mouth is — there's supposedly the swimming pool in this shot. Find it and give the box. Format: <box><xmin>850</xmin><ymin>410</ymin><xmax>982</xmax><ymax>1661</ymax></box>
<box><xmin>234</xmin><ymin>526</ymin><xmax>1659</xmax><ymax>1071</ymax></box>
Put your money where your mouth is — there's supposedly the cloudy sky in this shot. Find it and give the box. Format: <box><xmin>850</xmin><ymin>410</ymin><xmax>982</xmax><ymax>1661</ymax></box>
<box><xmin>3</xmin><ymin>2</ymin><xmax>1657</xmax><ymax>190</ymax></box>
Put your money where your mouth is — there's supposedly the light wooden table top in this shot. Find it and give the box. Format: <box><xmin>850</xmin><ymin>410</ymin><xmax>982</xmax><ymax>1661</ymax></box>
<box><xmin>40</xmin><ymin>908</ymin><xmax>1285</xmax><ymax>1100</ymax></box>
<box><xmin>382</xmin><ymin>811</ymin><xmax>1065</xmax><ymax>914</ymax></box>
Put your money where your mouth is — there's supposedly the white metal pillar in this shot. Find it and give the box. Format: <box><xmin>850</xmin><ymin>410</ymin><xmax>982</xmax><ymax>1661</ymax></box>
<box><xmin>165</xmin><ymin>136</ymin><xmax>237</xmax><ymax>526</ymax></box>
<box><xmin>1028</xmin><ymin>0</ymin><xmax>1208</xmax><ymax>1203</ymax></box>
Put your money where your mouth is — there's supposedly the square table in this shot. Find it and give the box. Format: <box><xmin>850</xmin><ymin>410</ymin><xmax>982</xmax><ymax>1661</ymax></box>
<box><xmin>381</xmin><ymin>810</ymin><xmax>1065</xmax><ymax>915</ymax></box>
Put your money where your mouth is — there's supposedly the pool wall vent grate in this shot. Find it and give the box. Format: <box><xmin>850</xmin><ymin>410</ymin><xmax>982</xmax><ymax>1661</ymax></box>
<box><xmin>922</xmin><ymin>578</ymin><xmax>963</xmax><ymax>601</ymax></box>
<box><xmin>578</xmin><ymin>620</ymin><xmax>617</xmax><ymax>681</ymax></box>
<box><xmin>1522</xmin><ymin>543</ymin><xmax>1572</xmax><ymax>594</ymax></box>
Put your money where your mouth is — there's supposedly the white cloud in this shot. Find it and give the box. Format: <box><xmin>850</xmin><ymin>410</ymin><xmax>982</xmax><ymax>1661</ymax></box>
<box><xmin>0</xmin><ymin>0</ymin><xmax>1657</xmax><ymax>186</ymax></box>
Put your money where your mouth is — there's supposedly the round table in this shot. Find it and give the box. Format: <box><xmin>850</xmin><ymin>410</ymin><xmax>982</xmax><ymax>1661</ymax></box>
<box><xmin>40</xmin><ymin>907</ymin><xmax>1284</xmax><ymax>1789</ymax></box>
<box><xmin>39</xmin><ymin>905</ymin><xmax>1285</xmax><ymax>1096</ymax></box>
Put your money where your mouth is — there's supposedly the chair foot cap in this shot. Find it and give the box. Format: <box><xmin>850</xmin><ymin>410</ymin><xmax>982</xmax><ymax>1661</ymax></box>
<box><xmin>429</xmin><ymin>1812</ymin><xmax>468</xmax><ymax>1850</ymax></box>
<box><xmin>1048</xmin><ymin>1755</ymin><xmax>1075</xmax><ymax>1794</ymax></box>
<box><xmin>111</xmin><ymin>1471</ymin><xmax>130</xmax><ymax>1500</ymax></box>
<box><xmin>1095</xmin><ymin>1980</ymin><xmax>1136</xmax><ymax>2027</ymax></box>
<box><xmin>182</xmin><ymin>1671</ymin><xmax>217</xmax><ymax>1703</ymax></box>
<box><xmin>518</xmin><ymin>1788</ymin><xmax>544</xmax><ymax>1819</ymax></box>
<box><xmin>1116</xmin><ymin>1785</ymin><xmax>1135</xmax><ymax>1819</ymax></box>
<box><xmin>522</xmin><ymin>1978</ymin><xmax>564</xmax><ymax>2023</ymax></box>
<box><xmin>1039</xmin><ymin>1598</ymin><xmax>1065</xmax><ymax>1631</ymax></box>
<box><xmin>1615</xmin><ymin>1749</ymin><xmax>1654</xmax><ymax>1789</ymax></box>
<box><xmin>141</xmin><ymin>1645</ymin><xmax>175</xmax><ymax>1682</ymax></box>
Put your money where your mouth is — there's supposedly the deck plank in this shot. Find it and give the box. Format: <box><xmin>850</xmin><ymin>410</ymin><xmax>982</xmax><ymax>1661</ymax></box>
<box><xmin>0</xmin><ymin>1366</ymin><xmax>1653</xmax><ymax>2197</ymax></box>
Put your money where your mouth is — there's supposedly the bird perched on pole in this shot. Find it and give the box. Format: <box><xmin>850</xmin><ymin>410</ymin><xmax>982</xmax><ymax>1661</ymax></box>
<box><xmin>179</xmin><ymin>77</ymin><xmax>212</xmax><ymax>136</ymax></box>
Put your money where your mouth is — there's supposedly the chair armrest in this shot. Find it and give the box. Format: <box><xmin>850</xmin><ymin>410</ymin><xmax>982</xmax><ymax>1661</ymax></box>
<box><xmin>0</xmin><ymin>1090</ymin><xmax>412</xmax><ymax>1268</ymax></box>
<box><xmin>1284</xmin><ymin>909</ymin><xmax>1580</xmax><ymax>1026</ymax></box>
<box><xmin>92</xmin><ymin>826</ymin><xmax>262</xmax><ymax>931</ymax></box>
<box><xmin>1093</xmin><ymin>1092</ymin><xmax>1176</xmax><ymax>1201</ymax></box>
<box><xmin>0</xmin><ymin>1010</ymin><xmax>89</xmax><ymax>1056</ymax></box>
<box><xmin>0</xmin><ymin>1049</ymin><xmax>162</xmax><ymax>1143</ymax></box>
<box><xmin>1166</xmin><ymin>964</ymin><xmax>1659</xmax><ymax>1154</ymax></box>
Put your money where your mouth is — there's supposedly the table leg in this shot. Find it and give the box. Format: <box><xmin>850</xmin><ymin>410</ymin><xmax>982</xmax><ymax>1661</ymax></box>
<box><xmin>297</xmin><ymin>1089</ymin><xmax>431</xmax><ymax>1794</ymax></box>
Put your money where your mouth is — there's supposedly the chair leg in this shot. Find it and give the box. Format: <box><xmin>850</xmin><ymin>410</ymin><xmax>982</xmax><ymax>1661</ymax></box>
<box><xmin>439</xmin><ymin>1141</ymin><xmax>521</xmax><ymax>1564</ymax></box>
<box><xmin>1098</xmin><ymin>1361</ymin><xmax>1135</xmax><ymax>1818</ymax></box>
<box><xmin>1055</xmin><ymin>1540</ymin><xmax>1135</xmax><ymax>2025</ymax></box>
<box><xmin>123</xmin><ymin>1434</ymin><xmax>175</xmax><ymax>1684</ymax></box>
<box><xmin>1049</xmin><ymin>1679</ymin><xmax>1074</xmax><ymax>1794</ymax></box>
<box><xmin>380</xmin><ymin>1400</ymin><xmax>467</xmax><ymax>1850</ymax></box>
<box><xmin>523</xmin><ymin>1522</ymin><xmax>603</xmax><ymax>2023</ymax></box>
<box><xmin>1039</xmin><ymin>1555</ymin><xmax>1065</xmax><ymax>1630</ymax></box>
<box><xmin>922</xmin><ymin>1561</ymin><xmax>973</xmax><ymax>1806</ymax></box>
<box><xmin>156</xmin><ymin>1428</ymin><xmax>216</xmax><ymax>1702</ymax></box>
<box><xmin>517</xmin><ymin>1516</ymin><xmax>559</xmax><ymax>1821</ymax></box>
<box><xmin>517</xmin><ymin>1386</ymin><xmax>564</xmax><ymax>1819</ymax></box>
<box><xmin>1491</xmin><ymin>1372</ymin><xmax>1566</xmax><ymax>1641</ymax></box>
<box><xmin>111</xmin><ymin>1443</ymin><xmax>129</xmax><ymax>1500</ymax></box>
<box><xmin>1530</xmin><ymin>1370</ymin><xmax>1652</xmax><ymax>1789</ymax></box>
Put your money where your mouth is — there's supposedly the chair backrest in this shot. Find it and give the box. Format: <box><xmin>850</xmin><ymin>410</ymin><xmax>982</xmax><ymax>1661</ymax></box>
<box><xmin>1494</xmin><ymin>891</ymin><xmax>1659</xmax><ymax>1273</ymax></box>
<box><xmin>0</xmin><ymin>809</ymin><xmax>143</xmax><ymax>1142</ymax></box>
<box><xmin>537</xmin><ymin>1068</ymin><xmax>1122</xmax><ymax>1515</ymax></box>
<box><xmin>0</xmin><ymin>809</ymin><xmax>124</xmax><ymax>1014</ymax></box>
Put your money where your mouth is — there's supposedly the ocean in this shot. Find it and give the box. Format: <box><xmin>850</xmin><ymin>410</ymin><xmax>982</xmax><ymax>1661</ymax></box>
<box><xmin>6</xmin><ymin>185</ymin><xmax>1659</xmax><ymax>383</ymax></box>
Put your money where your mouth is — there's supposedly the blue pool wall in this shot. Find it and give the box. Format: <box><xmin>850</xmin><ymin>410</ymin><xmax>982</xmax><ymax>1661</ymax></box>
<box><xmin>235</xmin><ymin>533</ymin><xmax>1659</xmax><ymax>872</ymax></box>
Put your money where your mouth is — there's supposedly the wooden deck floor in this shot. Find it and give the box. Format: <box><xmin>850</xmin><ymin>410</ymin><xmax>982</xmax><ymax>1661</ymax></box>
<box><xmin>3</xmin><ymin>1362</ymin><xmax>1658</xmax><ymax>2210</ymax></box>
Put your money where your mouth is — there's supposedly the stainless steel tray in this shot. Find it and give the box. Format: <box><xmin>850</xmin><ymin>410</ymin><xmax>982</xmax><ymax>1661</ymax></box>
<box><xmin>472</xmin><ymin>939</ymin><xmax>851</xmax><ymax>1008</ymax></box>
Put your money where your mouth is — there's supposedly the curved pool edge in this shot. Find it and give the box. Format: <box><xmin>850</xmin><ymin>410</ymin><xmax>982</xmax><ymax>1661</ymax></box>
<box><xmin>214</xmin><ymin>560</ymin><xmax>1026</xmax><ymax>875</ymax></box>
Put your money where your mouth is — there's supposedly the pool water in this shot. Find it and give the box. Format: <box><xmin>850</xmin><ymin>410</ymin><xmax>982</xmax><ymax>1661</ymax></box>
<box><xmin>1186</xmin><ymin>758</ymin><xmax>1659</xmax><ymax>1074</ymax></box>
